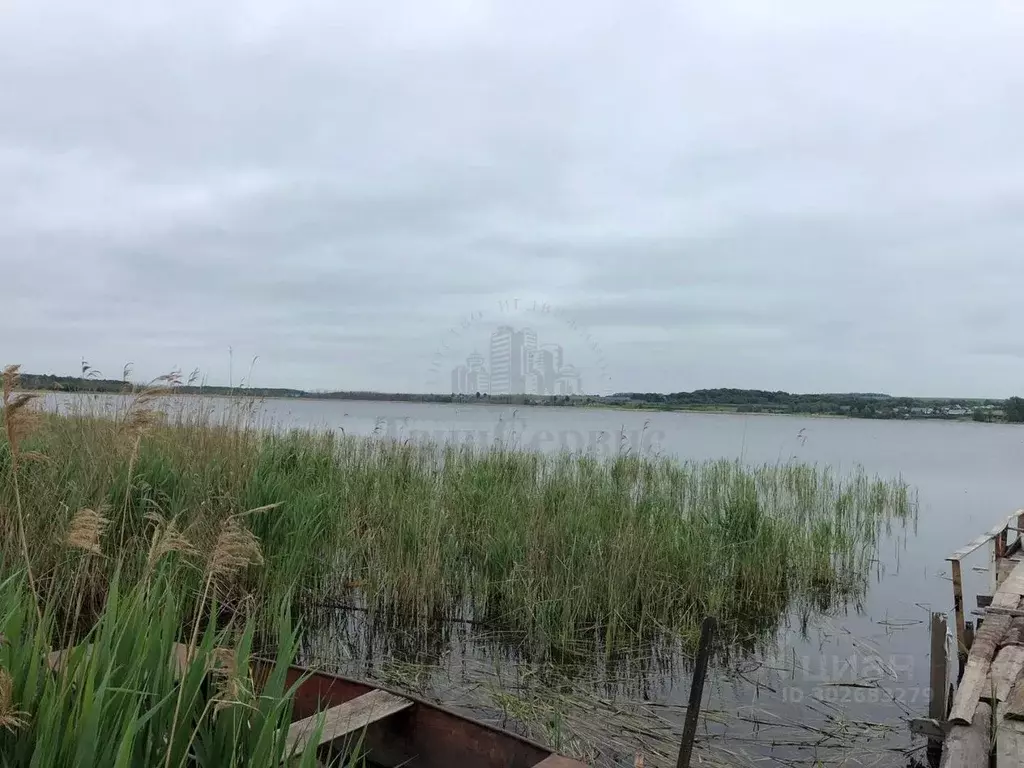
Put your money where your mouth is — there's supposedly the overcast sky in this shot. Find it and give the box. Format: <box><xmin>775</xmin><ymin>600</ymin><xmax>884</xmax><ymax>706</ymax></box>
<box><xmin>2</xmin><ymin>1</ymin><xmax>1023</xmax><ymax>397</ymax></box>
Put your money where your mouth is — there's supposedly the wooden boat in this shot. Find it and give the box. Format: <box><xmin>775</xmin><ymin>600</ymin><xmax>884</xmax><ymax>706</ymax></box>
<box><xmin>47</xmin><ymin>644</ymin><xmax>587</xmax><ymax>767</ymax></box>
<box><xmin>256</xmin><ymin>659</ymin><xmax>589</xmax><ymax>768</ymax></box>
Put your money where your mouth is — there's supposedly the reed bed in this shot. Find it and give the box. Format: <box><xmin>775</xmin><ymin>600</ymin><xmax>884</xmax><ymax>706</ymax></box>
<box><xmin>0</xmin><ymin>368</ymin><xmax>333</xmax><ymax>767</ymax></box>
<box><xmin>5</xmin><ymin>386</ymin><xmax>915</xmax><ymax>657</ymax></box>
<box><xmin>1</xmin><ymin>375</ymin><xmax>917</xmax><ymax>765</ymax></box>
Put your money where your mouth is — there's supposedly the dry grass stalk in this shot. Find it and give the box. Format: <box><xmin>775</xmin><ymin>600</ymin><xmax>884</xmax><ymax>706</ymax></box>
<box><xmin>209</xmin><ymin>646</ymin><xmax>253</xmax><ymax>712</ymax></box>
<box><xmin>2</xmin><ymin>365</ymin><xmax>40</xmax><ymax>465</ymax></box>
<box><xmin>207</xmin><ymin>515</ymin><xmax>264</xmax><ymax>580</ymax></box>
<box><xmin>0</xmin><ymin>667</ymin><xmax>28</xmax><ymax>732</ymax></box>
<box><xmin>66</xmin><ymin>507</ymin><xmax>110</xmax><ymax>556</ymax></box>
<box><xmin>119</xmin><ymin>373</ymin><xmax>181</xmax><ymax>442</ymax></box>
<box><xmin>2</xmin><ymin>364</ymin><xmax>43</xmax><ymax>619</ymax></box>
<box><xmin>145</xmin><ymin>512</ymin><xmax>197</xmax><ymax>571</ymax></box>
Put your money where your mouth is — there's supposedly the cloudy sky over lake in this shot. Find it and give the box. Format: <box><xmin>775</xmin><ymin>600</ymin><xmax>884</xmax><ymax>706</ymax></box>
<box><xmin>2</xmin><ymin>1</ymin><xmax>1022</xmax><ymax>396</ymax></box>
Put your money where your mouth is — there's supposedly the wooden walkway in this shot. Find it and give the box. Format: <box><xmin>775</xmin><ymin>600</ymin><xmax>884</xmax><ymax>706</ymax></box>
<box><xmin>935</xmin><ymin>511</ymin><xmax>1024</xmax><ymax>766</ymax></box>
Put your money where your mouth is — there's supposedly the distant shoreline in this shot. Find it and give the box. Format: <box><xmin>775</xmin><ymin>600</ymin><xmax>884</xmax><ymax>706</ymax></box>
<box><xmin>30</xmin><ymin>386</ymin><xmax>1006</xmax><ymax>424</ymax></box>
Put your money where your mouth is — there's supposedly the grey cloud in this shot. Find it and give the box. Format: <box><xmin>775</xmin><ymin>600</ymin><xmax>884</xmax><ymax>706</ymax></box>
<box><xmin>2</xmin><ymin>0</ymin><xmax>1023</xmax><ymax>396</ymax></box>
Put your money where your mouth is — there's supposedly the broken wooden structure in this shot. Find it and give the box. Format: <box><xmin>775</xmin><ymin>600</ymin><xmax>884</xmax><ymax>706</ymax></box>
<box><xmin>915</xmin><ymin>510</ymin><xmax>1024</xmax><ymax>767</ymax></box>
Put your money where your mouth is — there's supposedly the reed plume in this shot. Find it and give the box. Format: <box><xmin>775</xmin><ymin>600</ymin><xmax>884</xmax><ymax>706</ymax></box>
<box><xmin>0</xmin><ymin>667</ymin><xmax>28</xmax><ymax>733</ymax></box>
<box><xmin>2</xmin><ymin>364</ymin><xmax>42</xmax><ymax>617</ymax></box>
<box><xmin>65</xmin><ymin>507</ymin><xmax>110</xmax><ymax>556</ymax></box>
<box><xmin>208</xmin><ymin>515</ymin><xmax>265</xmax><ymax>580</ymax></box>
<box><xmin>209</xmin><ymin>646</ymin><xmax>253</xmax><ymax>712</ymax></box>
<box><xmin>144</xmin><ymin>512</ymin><xmax>197</xmax><ymax>572</ymax></box>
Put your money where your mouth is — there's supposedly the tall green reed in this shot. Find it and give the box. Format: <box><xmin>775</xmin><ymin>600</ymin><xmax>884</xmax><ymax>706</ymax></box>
<box><xmin>3</xmin><ymin>388</ymin><xmax>916</xmax><ymax>659</ymax></box>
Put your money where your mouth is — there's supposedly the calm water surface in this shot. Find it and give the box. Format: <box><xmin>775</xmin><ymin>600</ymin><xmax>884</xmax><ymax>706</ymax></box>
<box><xmin>47</xmin><ymin>394</ymin><xmax>1024</xmax><ymax>765</ymax></box>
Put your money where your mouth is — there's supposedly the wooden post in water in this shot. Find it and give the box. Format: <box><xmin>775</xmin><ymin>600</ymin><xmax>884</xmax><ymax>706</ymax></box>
<box><xmin>951</xmin><ymin>559</ymin><xmax>967</xmax><ymax>661</ymax></box>
<box><xmin>676</xmin><ymin>617</ymin><xmax>716</xmax><ymax>768</ymax></box>
<box><xmin>960</xmin><ymin>621</ymin><xmax>974</xmax><ymax>682</ymax></box>
<box><xmin>927</xmin><ymin>612</ymin><xmax>948</xmax><ymax>762</ymax></box>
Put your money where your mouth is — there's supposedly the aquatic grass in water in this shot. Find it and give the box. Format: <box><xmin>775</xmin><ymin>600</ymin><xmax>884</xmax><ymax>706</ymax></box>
<box><xmin>3</xmin><ymin>393</ymin><xmax>916</xmax><ymax>658</ymax></box>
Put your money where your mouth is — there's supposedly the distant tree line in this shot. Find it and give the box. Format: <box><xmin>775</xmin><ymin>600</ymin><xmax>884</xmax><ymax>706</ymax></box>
<box><xmin>13</xmin><ymin>373</ymin><xmax>1024</xmax><ymax>423</ymax></box>
<box><xmin>610</xmin><ymin>389</ymin><xmax>1010</xmax><ymax>421</ymax></box>
<box><xmin>1007</xmin><ymin>397</ymin><xmax>1024</xmax><ymax>423</ymax></box>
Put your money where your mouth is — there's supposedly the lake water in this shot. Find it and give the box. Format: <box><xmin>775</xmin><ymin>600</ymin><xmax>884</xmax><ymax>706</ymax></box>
<box><xmin>43</xmin><ymin>394</ymin><xmax>1024</xmax><ymax>766</ymax></box>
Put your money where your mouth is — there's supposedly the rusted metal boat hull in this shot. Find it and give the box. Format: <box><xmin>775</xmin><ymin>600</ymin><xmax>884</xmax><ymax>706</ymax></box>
<box><xmin>254</xmin><ymin>661</ymin><xmax>587</xmax><ymax>768</ymax></box>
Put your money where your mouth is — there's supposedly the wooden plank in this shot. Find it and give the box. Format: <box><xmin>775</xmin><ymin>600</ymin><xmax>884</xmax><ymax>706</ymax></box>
<box><xmin>949</xmin><ymin>534</ymin><xmax>996</xmax><ymax>563</ymax></box>
<box><xmin>950</xmin><ymin>658</ymin><xmax>992</xmax><ymax>726</ymax></box>
<box><xmin>997</xmin><ymin>717</ymin><xmax>1024</xmax><ymax>767</ymax></box>
<box><xmin>285</xmin><ymin>689</ymin><xmax>413</xmax><ymax>755</ymax></box>
<box><xmin>998</xmin><ymin>558</ymin><xmax>1018</xmax><ymax>587</ymax></box>
<box><xmin>984</xmin><ymin>646</ymin><xmax>1024</xmax><ymax>703</ymax></box>
<box><xmin>952</xmin><ymin>559</ymin><xmax>967</xmax><ymax>657</ymax></box>
<box><xmin>1009</xmin><ymin>536</ymin><xmax>1024</xmax><ymax>558</ymax></box>
<box><xmin>991</xmin><ymin>516</ymin><xmax>1019</xmax><ymax>539</ymax></box>
<box><xmin>994</xmin><ymin>561</ymin><xmax>1024</xmax><ymax>609</ymax></box>
<box><xmin>1008</xmin><ymin>676</ymin><xmax>1024</xmax><ymax>720</ymax></box>
<box><xmin>941</xmin><ymin>701</ymin><xmax>992</xmax><ymax>768</ymax></box>
<box><xmin>975</xmin><ymin>615</ymin><xmax>1012</xmax><ymax>660</ymax></box>
<box><xmin>949</xmin><ymin>616</ymin><xmax>1011</xmax><ymax>726</ymax></box>
<box><xmin>1003</xmin><ymin>618</ymin><xmax>1024</xmax><ymax>647</ymax></box>
<box><xmin>930</xmin><ymin>613</ymin><xmax>949</xmax><ymax>725</ymax></box>
<box><xmin>947</xmin><ymin>512</ymin><xmax>1024</xmax><ymax>561</ymax></box>
<box><xmin>982</xmin><ymin>607</ymin><xmax>1024</xmax><ymax>619</ymax></box>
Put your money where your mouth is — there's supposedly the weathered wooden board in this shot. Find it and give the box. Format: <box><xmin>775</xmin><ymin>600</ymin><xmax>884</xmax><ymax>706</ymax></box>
<box><xmin>974</xmin><ymin>615</ymin><xmax>1013</xmax><ymax>661</ymax></box>
<box><xmin>950</xmin><ymin>615</ymin><xmax>1012</xmax><ymax>726</ymax></box>
<box><xmin>285</xmin><ymin>689</ymin><xmax>413</xmax><ymax>755</ymax></box>
<box><xmin>948</xmin><ymin>512</ymin><xmax>1024</xmax><ymax>561</ymax></box>
<box><xmin>950</xmin><ymin>535</ymin><xmax>1002</xmax><ymax>564</ymax></box>
<box><xmin>950</xmin><ymin>659</ymin><xmax>993</xmax><ymax>726</ymax></box>
<box><xmin>985</xmin><ymin>646</ymin><xmax>1024</xmax><ymax>703</ymax></box>
<box><xmin>983</xmin><ymin>608</ymin><xmax>1024</xmax><ymax>619</ymax></box>
<box><xmin>1006</xmin><ymin>677</ymin><xmax>1024</xmax><ymax>721</ymax></box>
<box><xmin>930</xmin><ymin>613</ymin><xmax>949</xmax><ymax>723</ymax></box>
<box><xmin>997</xmin><ymin>717</ymin><xmax>1024</xmax><ymax>766</ymax></box>
<box><xmin>953</xmin><ymin>559</ymin><xmax>968</xmax><ymax>656</ymax></box>
<box><xmin>999</xmin><ymin>558</ymin><xmax>1019</xmax><ymax>587</ymax></box>
<box><xmin>941</xmin><ymin>701</ymin><xmax>992</xmax><ymax>768</ymax></box>
<box><xmin>1003</xmin><ymin>618</ymin><xmax>1024</xmax><ymax>648</ymax></box>
<box><xmin>995</xmin><ymin>562</ymin><xmax>1024</xmax><ymax>609</ymax></box>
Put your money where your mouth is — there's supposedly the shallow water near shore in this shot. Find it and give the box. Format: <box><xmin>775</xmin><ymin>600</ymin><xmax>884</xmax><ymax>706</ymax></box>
<box><xmin>41</xmin><ymin>393</ymin><xmax>1024</xmax><ymax>765</ymax></box>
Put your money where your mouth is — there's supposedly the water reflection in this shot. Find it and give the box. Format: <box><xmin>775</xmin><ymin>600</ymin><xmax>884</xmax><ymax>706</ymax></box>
<box><xmin>293</xmin><ymin>570</ymin><xmax>919</xmax><ymax>767</ymax></box>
